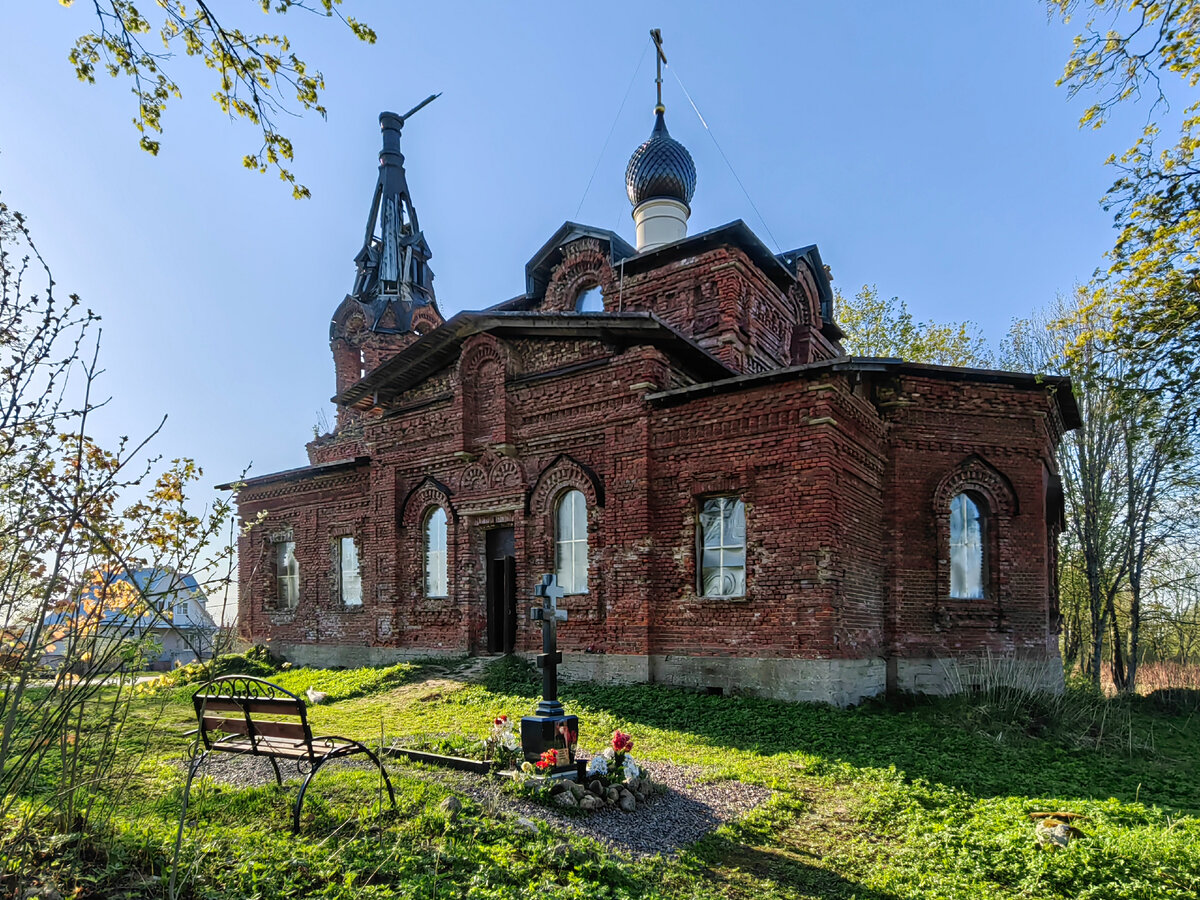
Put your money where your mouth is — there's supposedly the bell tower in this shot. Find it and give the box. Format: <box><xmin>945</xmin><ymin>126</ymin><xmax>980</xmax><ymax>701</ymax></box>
<box><xmin>329</xmin><ymin>99</ymin><xmax>446</xmax><ymax>424</ymax></box>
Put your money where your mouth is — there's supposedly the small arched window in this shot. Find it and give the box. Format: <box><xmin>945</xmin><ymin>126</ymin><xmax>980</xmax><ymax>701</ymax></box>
<box><xmin>949</xmin><ymin>493</ymin><xmax>985</xmax><ymax>599</ymax></box>
<box><xmin>425</xmin><ymin>508</ymin><xmax>448</xmax><ymax>598</ymax></box>
<box><xmin>574</xmin><ymin>285</ymin><xmax>604</xmax><ymax>313</ymax></box>
<box><xmin>555</xmin><ymin>489</ymin><xmax>588</xmax><ymax>594</ymax></box>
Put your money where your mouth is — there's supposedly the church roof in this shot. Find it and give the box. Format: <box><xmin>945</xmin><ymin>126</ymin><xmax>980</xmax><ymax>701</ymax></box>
<box><xmin>645</xmin><ymin>356</ymin><xmax>1081</xmax><ymax>428</ymax></box>
<box><xmin>334</xmin><ymin>311</ymin><xmax>734</xmax><ymax>411</ymax></box>
<box><xmin>216</xmin><ymin>456</ymin><xmax>371</xmax><ymax>492</ymax></box>
<box><xmin>493</xmin><ymin>218</ymin><xmax>837</xmax><ymax>336</ymax></box>
<box><xmin>625</xmin><ymin>110</ymin><xmax>697</xmax><ymax>208</ymax></box>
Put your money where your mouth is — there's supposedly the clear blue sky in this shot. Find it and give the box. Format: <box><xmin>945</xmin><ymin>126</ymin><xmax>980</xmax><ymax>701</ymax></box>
<box><xmin>0</xmin><ymin>2</ymin><xmax>1139</xmax><ymax>498</ymax></box>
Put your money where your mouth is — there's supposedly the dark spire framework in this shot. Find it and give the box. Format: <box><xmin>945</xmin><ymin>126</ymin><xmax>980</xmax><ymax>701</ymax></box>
<box><xmin>349</xmin><ymin>94</ymin><xmax>441</xmax><ymax>333</ymax></box>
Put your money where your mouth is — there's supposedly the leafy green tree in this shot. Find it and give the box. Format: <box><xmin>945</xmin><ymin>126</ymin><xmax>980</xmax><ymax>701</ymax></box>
<box><xmin>1051</xmin><ymin>1</ymin><xmax>1200</xmax><ymax>393</ymax></box>
<box><xmin>836</xmin><ymin>284</ymin><xmax>993</xmax><ymax>367</ymax></box>
<box><xmin>1005</xmin><ymin>287</ymin><xmax>1200</xmax><ymax>691</ymax></box>
<box><xmin>57</xmin><ymin>0</ymin><xmax>376</xmax><ymax>198</ymax></box>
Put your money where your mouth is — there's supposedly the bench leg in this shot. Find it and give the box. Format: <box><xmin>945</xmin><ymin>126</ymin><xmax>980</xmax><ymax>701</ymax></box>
<box><xmin>268</xmin><ymin>756</ymin><xmax>283</xmax><ymax>787</ymax></box>
<box><xmin>348</xmin><ymin>740</ymin><xmax>397</xmax><ymax>812</ymax></box>
<box><xmin>293</xmin><ymin>753</ymin><xmax>332</xmax><ymax>834</ymax></box>
<box><xmin>169</xmin><ymin>750</ymin><xmax>209</xmax><ymax>899</ymax></box>
<box><xmin>290</xmin><ymin>744</ymin><xmax>397</xmax><ymax>833</ymax></box>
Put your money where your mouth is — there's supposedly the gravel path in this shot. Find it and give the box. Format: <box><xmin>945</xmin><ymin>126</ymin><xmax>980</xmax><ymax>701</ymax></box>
<box><xmin>181</xmin><ymin>754</ymin><xmax>771</xmax><ymax>858</ymax></box>
<box><xmin>440</xmin><ymin>760</ymin><xmax>772</xmax><ymax>858</ymax></box>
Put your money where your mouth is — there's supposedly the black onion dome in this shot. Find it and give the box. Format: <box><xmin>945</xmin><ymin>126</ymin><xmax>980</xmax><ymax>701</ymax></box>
<box><xmin>625</xmin><ymin>110</ymin><xmax>696</xmax><ymax>207</ymax></box>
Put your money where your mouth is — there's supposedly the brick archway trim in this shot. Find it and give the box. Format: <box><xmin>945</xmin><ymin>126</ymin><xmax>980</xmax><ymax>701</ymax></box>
<box><xmin>526</xmin><ymin>454</ymin><xmax>605</xmax><ymax>514</ymax></box>
<box><xmin>400</xmin><ymin>475</ymin><xmax>457</xmax><ymax>526</ymax></box>
<box><xmin>933</xmin><ymin>454</ymin><xmax>1018</xmax><ymax>517</ymax></box>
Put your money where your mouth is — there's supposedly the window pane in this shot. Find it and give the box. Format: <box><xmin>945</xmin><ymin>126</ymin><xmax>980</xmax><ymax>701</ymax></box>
<box><xmin>573</xmin><ymin>491</ymin><xmax>587</xmax><ymax>539</ymax></box>
<box><xmin>426</xmin><ymin>509</ymin><xmax>448</xmax><ymax>597</ymax></box>
<box><xmin>950</xmin><ymin>494</ymin><xmax>984</xmax><ymax>599</ymax></box>
<box><xmin>702</xmin><ymin>567</ymin><xmax>725</xmax><ymax>597</ymax></box>
<box><xmin>700</xmin><ymin>500</ymin><xmax>723</xmax><ymax>548</ymax></box>
<box><xmin>726</xmin><ymin>566</ymin><xmax>746</xmax><ymax>596</ymax></box>
<box><xmin>557</xmin><ymin>492</ymin><xmax>576</xmax><ymax>541</ymax></box>
<box><xmin>340</xmin><ymin>537</ymin><xmax>362</xmax><ymax>606</ymax></box>
<box><xmin>726</xmin><ymin>500</ymin><xmax>746</xmax><ymax>544</ymax></box>
<box><xmin>277</xmin><ymin>541</ymin><xmax>298</xmax><ymax>607</ymax></box>
<box><xmin>573</xmin><ymin>541</ymin><xmax>588</xmax><ymax>594</ymax></box>
<box><xmin>556</xmin><ymin>491</ymin><xmax>588</xmax><ymax>593</ymax></box>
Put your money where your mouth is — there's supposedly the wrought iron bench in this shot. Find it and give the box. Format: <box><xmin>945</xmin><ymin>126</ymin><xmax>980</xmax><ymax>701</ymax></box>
<box><xmin>180</xmin><ymin>675</ymin><xmax>396</xmax><ymax>832</ymax></box>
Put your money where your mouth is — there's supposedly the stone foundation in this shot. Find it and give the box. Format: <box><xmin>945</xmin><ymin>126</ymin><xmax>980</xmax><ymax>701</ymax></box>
<box><xmin>272</xmin><ymin>642</ymin><xmax>463</xmax><ymax>669</ymax></box>
<box><xmin>890</xmin><ymin>655</ymin><xmax>1065</xmax><ymax>696</ymax></box>
<box><xmin>562</xmin><ymin>653</ymin><xmax>887</xmax><ymax>707</ymax></box>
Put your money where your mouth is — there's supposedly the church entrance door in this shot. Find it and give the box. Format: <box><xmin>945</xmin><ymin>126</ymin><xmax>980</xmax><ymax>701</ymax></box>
<box><xmin>485</xmin><ymin>527</ymin><xmax>516</xmax><ymax>654</ymax></box>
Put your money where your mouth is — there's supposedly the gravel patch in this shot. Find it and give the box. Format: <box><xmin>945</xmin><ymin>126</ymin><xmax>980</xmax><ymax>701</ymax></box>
<box><xmin>413</xmin><ymin>759</ymin><xmax>773</xmax><ymax>858</ymax></box>
<box><xmin>177</xmin><ymin>753</ymin><xmax>379</xmax><ymax>789</ymax></box>
<box><xmin>178</xmin><ymin>754</ymin><xmax>771</xmax><ymax>858</ymax></box>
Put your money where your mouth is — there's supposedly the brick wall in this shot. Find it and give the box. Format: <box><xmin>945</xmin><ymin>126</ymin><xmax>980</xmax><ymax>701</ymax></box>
<box><xmin>235</xmin><ymin>236</ymin><xmax>1067</xmax><ymax>696</ymax></box>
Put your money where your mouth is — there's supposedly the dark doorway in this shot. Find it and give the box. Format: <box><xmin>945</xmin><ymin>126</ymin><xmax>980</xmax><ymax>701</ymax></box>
<box><xmin>485</xmin><ymin>527</ymin><xmax>516</xmax><ymax>654</ymax></box>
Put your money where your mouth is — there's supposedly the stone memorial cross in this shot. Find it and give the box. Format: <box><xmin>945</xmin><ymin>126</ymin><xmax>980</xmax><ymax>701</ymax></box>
<box><xmin>531</xmin><ymin>573</ymin><xmax>567</xmax><ymax>717</ymax></box>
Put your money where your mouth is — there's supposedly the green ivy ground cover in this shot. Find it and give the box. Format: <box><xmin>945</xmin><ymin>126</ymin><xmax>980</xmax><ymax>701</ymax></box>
<box><xmin>6</xmin><ymin>655</ymin><xmax>1198</xmax><ymax>899</ymax></box>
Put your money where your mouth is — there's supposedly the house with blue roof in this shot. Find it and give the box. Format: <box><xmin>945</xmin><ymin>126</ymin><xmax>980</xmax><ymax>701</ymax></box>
<box><xmin>42</xmin><ymin>568</ymin><xmax>219</xmax><ymax>671</ymax></box>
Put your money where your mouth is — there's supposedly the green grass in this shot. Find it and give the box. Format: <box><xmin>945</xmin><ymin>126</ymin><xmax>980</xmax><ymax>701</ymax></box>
<box><xmin>5</xmin><ymin>654</ymin><xmax>1198</xmax><ymax>899</ymax></box>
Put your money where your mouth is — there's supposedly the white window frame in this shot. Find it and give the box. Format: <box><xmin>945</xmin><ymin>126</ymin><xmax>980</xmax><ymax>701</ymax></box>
<box><xmin>425</xmin><ymin>508</ymin><xmax>448</xmax><ymax>598</ymax></box>
<box><xmin>555</xmin><ymin>489</ymin><xmax>589</xmax><ymax>595</ymax></box>
<box><xmin>698</xmin><ymin>496</ymin><xmax>746</xmax><ymax>598</ymax></box>
<box><xmin>275</xmin><ymin>540</ymin><xmax>299</xmax><ymax>608</ymax></box>
<box><xmin>338</xmin><ymin>536</ymin><xmax>363</xmax><ymax>607</ymax></box>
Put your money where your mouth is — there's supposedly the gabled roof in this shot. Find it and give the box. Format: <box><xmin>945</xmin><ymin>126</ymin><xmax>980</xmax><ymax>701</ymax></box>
<box><xmin>645</xmin><ymin>355</ymin><xmax>1081</xmax><ymax>429</ymax></box>
<box><xmin>516</xmin><ymin>222</ymin><xmax>637</xmax><ymax>304</ymax></box>
<box><xmin>45</xmin><ymin>568</ymin><xmax>216</xmax><ymax>632</ymax></box>
<box><xmin>618</xmin><ymin>220</ymin><xmax>801</xmax><ymax>292</ymax></box>
<box><xmin>334</xmin><ymin>311</ymin><xmax>734</xmax><ymax>410</ymax></box>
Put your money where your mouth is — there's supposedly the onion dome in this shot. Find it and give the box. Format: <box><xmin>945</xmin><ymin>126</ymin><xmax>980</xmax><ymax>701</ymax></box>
<box><xmin>625</xmin><ymin>110</ymin><xmax>696</xmax><ymax>209</ymax></box>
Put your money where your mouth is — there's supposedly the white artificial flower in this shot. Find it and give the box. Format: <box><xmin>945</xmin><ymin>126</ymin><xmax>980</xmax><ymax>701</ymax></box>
<box><xmin>600</xmin><ymin>747</ymin><xmax>615</xmax><ymax>761</ymax></box>
<box><xmin>622</xmin><ymin>757</ymin><xmax>640</xmax><ymax>781</ymax></box>
<box><xmin>502</xmin><ymin>733</ymin><xmax>520</xmax><ymax>751</ymax></box>
<box><xmin>586</xmin><ymin>755</ymin><xmax>609</xmax><ymax>777</ymax></box>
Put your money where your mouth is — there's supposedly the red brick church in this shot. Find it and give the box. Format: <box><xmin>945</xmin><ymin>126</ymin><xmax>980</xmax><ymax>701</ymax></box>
<box><xmin>229</xmin><ymin>87</ymin><xmax>1078</xmax><ymax>705</ymax></box>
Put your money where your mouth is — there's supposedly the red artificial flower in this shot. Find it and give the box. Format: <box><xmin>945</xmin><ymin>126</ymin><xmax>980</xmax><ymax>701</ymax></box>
<box><xmin>494</xmin><ymin>715</ymin><xmax>509</xmax><ymax>726</ymax></box>
<box><xmin>611</xmin><ymin>730</ymin><xmax>634</xmax><ymax>753</ymax></box>
<box><xmin>536</xmin><ymin>748</ymin><xmax>560</xmax><ymax>770</ymax></box>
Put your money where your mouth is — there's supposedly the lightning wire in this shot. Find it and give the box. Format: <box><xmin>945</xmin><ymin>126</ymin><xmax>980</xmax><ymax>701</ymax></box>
<box><xmin>669</xmin><ymin>64</ymin><xmax>783</xmax><ymax>253</ymax></box>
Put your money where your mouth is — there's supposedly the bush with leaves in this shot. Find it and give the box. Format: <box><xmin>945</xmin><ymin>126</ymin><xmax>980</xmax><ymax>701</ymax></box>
<box><xmin>0</xmin><ymin>197</ymin><xmax>239</xmax><ymax>840</ymax></box>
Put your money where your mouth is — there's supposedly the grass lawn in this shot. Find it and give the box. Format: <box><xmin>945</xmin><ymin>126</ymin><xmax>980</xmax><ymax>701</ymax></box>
<box><xmin>5</xmin><ymin>655</ymin><xmax>1198</xmax><ymax>899</ymax></box>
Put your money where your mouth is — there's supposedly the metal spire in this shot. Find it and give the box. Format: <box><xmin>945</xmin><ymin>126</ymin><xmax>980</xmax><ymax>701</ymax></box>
<box><xmin>349</xmin><ymin>95</ymin><xmax>441</xmax><ymax>333</ymax></box>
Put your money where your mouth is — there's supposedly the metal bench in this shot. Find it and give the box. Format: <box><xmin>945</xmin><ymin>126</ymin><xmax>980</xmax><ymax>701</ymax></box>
<box><xmin>180</xmin><ymin>675</ymin><xmax>396</xmax><ymax>832</ymax></box>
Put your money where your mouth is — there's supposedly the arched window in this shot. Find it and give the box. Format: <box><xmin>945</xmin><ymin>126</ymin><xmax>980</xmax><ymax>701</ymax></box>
<box><xmin>425</xmin><ymin>508</ymin><xmax>448</xmax><ymax>598</ymax></box>
<box><xmin>555</xmin><ymin>489</ymin><xmax>588</xmax><ymax>594</ymax></box>
<box><xmin>949</xmin><ymin>493</ymin><xmax>985</xmax><ymax>599</ymax></box>
<box><xmin>574</xmin><ymin>285</ymin><xmax>604</xmax><ymax>313</ymax></box>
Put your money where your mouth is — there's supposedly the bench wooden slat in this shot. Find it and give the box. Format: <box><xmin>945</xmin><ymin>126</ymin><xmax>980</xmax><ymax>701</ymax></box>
<box><xmin>194</xmin><ymin>696</ymin><xmax>305</xmax><ymax>716</ymax></box>
<box><xmin>202</xmin><ymin>715</ymin><xmax>310</xmax><ymax>742</ymax></box>
<box><xmin>208</xmin><ymin>734</ymin><xmax>353</xmax><ymax>759</ymax></box>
